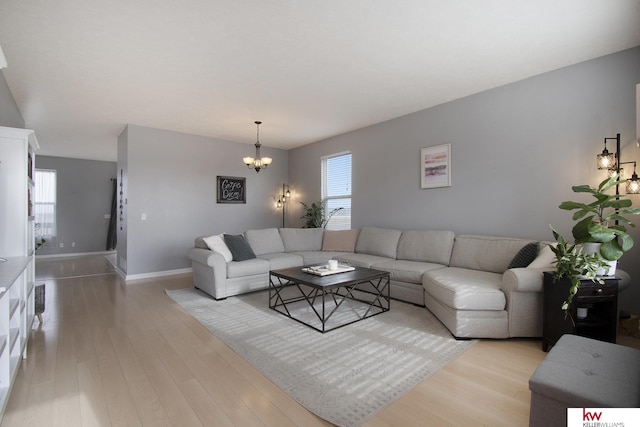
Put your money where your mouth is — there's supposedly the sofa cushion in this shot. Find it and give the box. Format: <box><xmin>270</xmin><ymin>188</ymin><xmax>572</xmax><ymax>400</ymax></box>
<box><xmin>290</xmin><ymin>251</ymin><xmax>342</xmax><ymax>265</ymax></box>
<box><xmin>258</xmin><ymin>253</ymin><xmax>304</xmax><ymax>270</ymax></box>
<box><xmin>335</xmin><ymin>253</ymin><xmax>391</xmax><ymax>268</ymax></box>
<box><xmin>449</xmin><ymin>235</ymin><xmax>535</xmax><ymax>274</ymax></box>
<box><xmin>202</xmin><ymin>234</ymin><xmax>233</xmax><ymax>262</ymax></box>
<box><xmin>423</xmin><ymin>267</ymin><xmax>506</xmax><ymax>310</ymax></box>
<box><xmin>355</xmin><ymin>227</ymin><xmax>402</xmax><ymax>259</ymax></box>
<box><xmin>322</xmin><ymin>229</ymin><xmax>360</xmax><ymax>252</ymax></box>
<box><xmin>245</xmin><ymin>228</ymin><xmax>285</xmax><ymax>255</ymax></box>
<box><xmin>223</xmin><ymin>234</ymin><xmax>257</xmax><ymax>261</ymax></box>
<box><xmin>279</xmin><ymin>228</ymin><xmax>324</xmax><ymax>252</ymax></box>
<box><xmin>528</xmin><ymin>243</ymin><xmax>556</xmax><ymax>269</ymax></box>
<box><xmin>372</xmin><ymin>259</ymin><xmax>446</xmax><ymax>284</ymax></box>
<box><xmin>226</xmin><ymin>258</ymin><xmax>270</xmax><ymax>278</ymax></box>
<box><xmin>396</xmin><ymin>230</ymin><xmax>455</xmax><ymax>265</ymax></box>
<box><xmin>508</xmin><ymin>242</ymin><xmax>540</xmax><ymax>269</ymax></box>
<box><xmin>194</xmin><ymin>236</ymin><xmax>209</xmax><ymax>249</ymax></box>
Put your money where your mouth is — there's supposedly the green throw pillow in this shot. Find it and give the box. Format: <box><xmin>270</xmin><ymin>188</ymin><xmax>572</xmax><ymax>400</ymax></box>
<box><xmin>223</xmin><ymin>234</ymin><xmax>256</xmax><ymax>261</ymax></box>
<box><xmin>508</xmin><ymin>242</ymin><xmax>540</xmax><ymax>269</ymax></box>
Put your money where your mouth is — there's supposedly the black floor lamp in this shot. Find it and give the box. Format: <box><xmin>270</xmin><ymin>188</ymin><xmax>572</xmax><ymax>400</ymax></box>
<box><xmin>596</xmin><ymin>133</ymin><xmax>640</xmax><ymax>196</ymax></box>
<box><xmin>596</xmin><ymin>133</ymin><xmax>639</xmax><ymax>320</ymax></box>
<box><xmin>276</xmin><ymin>184</ymin><xmax>291</xmax><ymax>227</ymax></box>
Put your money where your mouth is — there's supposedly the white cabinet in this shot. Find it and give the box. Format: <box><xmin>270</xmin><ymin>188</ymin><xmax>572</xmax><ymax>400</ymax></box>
<box><xmin>0</xmin><ymin>257</ymin><xmax>33</xmax><ymax>414</ymax></box>
<box><xmin>0</xmin><ymin>126</ymin><xmax>38</xmax><ymax>420</ymax></box>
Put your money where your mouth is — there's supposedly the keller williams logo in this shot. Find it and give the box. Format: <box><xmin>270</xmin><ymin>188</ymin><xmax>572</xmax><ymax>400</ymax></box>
<box><xmin>583</xmin><ymin>408</ymin><xmax>603</xmax><ymax>421</ymax></box>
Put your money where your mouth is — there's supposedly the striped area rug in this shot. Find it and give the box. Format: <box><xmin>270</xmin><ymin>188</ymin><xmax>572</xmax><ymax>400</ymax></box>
<box><xmin>166</xmin><ymin>287</ymin><xmax>475</xmax><ymax>427</ymax></box>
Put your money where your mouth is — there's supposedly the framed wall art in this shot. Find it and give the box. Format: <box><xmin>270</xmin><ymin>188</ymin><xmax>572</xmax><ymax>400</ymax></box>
<box><xmin>217</xmin><ymin>176</ymin><xmax>246</xmax><ymax>203</ymax></box>
<box><xmin>420</xmin><ymin>143</ymin><xmax>451</xmax><ymax>189</ymax></box>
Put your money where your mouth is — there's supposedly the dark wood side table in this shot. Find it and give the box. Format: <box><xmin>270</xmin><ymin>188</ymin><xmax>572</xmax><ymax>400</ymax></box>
<box><xmin>542</xmin><ymin>271</ymin><xmax>618</xmax><ymax>352</ymax></box>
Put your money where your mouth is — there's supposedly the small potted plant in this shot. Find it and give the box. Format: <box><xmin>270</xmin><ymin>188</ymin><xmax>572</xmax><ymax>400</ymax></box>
<box><xmin>34</xmin><ymin>222</ymin><xmax>46</xmax><ymax>252</ymax></box>
<box><xmin>549</xmin><ymin>228</ymin><xmax>608</xmax><ymax>317</ymax></box>
<box><xmin>558</xmin><ymin>175</ymin><xmax>640</xmax><ymax>274</ymax></box>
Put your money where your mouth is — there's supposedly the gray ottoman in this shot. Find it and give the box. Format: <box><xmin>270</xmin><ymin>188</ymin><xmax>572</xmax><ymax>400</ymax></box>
<box><xmin>529</xmin><ymin>334</ymin><xmax>640</xmax><ymax>427</ymax></box>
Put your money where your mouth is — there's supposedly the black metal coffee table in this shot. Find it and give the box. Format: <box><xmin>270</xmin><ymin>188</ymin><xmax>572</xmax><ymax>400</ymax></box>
<box><xmin>269</xmin><ymin>265</ymin><xmax>390</xmax><ymax>333</ymax></box>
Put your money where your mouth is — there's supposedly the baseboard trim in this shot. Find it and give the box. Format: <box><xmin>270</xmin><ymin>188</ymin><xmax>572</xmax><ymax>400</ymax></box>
<box><xmin>114</xmin><ymin>266</ymin><xmax>126</xmax><ymax>280</ymax></box>
<box><xmin>36</xmin><ymin>250</ymin><xmax>117</xmax><ymax>259</ymax></box>
<box><xmin>125</xmin><ymin>267</ymin><xmax>192</xmax><ymax>282</ymax></box>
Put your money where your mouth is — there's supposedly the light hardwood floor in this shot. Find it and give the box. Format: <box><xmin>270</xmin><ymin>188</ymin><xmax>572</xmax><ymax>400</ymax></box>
<box><xmin>2</xmin><ymin>255</ymin><xmax>638</xmax><ymax>426</ymax></box>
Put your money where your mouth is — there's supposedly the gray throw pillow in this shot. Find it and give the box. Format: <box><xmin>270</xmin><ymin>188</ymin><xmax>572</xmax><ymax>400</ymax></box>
<box><xmin>508</xmin><ymin>242</ymin><xmax>539</xmax><ymax>269</ymax></box>
<box><xmin>223</xmin><ymin>234</ymin><xmax>256</xmax><ymax>261</ymax></box>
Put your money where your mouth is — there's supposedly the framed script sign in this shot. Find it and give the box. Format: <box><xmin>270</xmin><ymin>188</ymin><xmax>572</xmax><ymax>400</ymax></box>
<box><xmin>217</xmin><ymin>176</ymin><xmax>246</xmax><ymax>204</ymax></box>
<box><xmin>420</xmin><ymin>144</ymin><xmax>451</xmax><ymax>189</ymax></box>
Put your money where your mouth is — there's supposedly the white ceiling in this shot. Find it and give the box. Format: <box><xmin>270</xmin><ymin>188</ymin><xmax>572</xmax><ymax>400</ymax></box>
<box><xmin>1</xmin><ymin>0</ymin><xmax>639</xmax><ymax>162</ymax></box>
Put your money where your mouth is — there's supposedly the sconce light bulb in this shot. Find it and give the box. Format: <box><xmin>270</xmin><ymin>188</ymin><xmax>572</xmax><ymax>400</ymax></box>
<box><xmin>597</xmin><ymin>149</ymin><xmax>615</xmax><ymax>170</ymax></box>
<box><xmin>243</xmin><ymin>157</ymin><xmax>255</xmax><ymax>166</ymax></box>
<box><xmin>627</xmin><ymin>172</ymin><xmax>640</xmax><ymax>194</ymax></box>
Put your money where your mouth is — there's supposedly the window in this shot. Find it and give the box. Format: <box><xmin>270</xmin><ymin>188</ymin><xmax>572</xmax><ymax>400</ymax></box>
<box><xmin>34</xmin><ymin>169</ymin><xmax>56</xmax><ymax>238</ymax></box>
<box><xmin>322</xmin><ymin>152</ymin><xmax>351</xmax><ymax>230</ymax></box>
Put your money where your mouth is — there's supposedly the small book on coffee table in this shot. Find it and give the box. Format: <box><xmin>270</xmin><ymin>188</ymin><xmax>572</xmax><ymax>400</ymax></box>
<box><xmin>302</xmin><ymin>265</ymin><xmax>355</xmax><ymax>276</ymax></box>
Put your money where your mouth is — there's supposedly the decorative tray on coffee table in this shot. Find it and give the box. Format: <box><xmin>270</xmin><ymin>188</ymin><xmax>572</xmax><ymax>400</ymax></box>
<box><xmin>302</xmin><ymin>265</ymin><xmax>355</xmax><ymax>276</ymax></box>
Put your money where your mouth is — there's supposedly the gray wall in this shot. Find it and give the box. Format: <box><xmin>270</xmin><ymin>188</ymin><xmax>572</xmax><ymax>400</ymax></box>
<box><xmin>0</xmin><ymin>71</ymin><xmax>24</xmax><ymax>128</ymax></box>
<box><xmin>289</xmin><ymin>47</ymin><xmax>640</xmax><ymax>314</ymax></box>
<box><xmin>35</xmin><ymin>156</ymin><xmax>117</xmax><ymax>255</ymax></box>
<box><xmin>118</xmin><ymin>125</ymin><xmax>288</xmax><ymax>276</ymax></box>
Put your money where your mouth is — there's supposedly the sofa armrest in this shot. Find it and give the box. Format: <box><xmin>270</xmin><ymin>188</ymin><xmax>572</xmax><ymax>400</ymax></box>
<box><xmin>503</xmin><ymin>267</ymin><xmax>548</xmax><ymax>337</ymax></box>
<box><xmin>187</xmin><ymin>247</ymin><xmax>228</xmax><ymax>299</ymax></box>
<box><xmin>502</xmin><ymin>267</ymin><xmax>548</xmax><ymax>293</ymax></box>
<box><xmin>188</xmin><ymin>247</ymin><xmax>225</xmax><ymax>267</ymax></box>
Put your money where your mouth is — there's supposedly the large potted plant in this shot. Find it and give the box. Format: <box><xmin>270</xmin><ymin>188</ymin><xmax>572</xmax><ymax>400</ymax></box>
<box><xmin>299</xmin><ymin>201</ymin><xmax>344</xmax><ymax>228</ymax></box>
<box><xmin>558</xmin><ymin>175</ymin><xmax>640</xmax><ymax>274</ymax></box>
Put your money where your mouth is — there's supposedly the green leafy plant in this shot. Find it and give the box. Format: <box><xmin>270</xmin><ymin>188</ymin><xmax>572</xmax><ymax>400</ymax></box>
<box><xmin>559</xmin><ymin>175</ymin><xmax>640</xmax><ymax>260</ymax></box>
<box><xmin>34</xmin><ymin>223</ymin><xmax>45</xmax><ymax>252</ymax></box>
<box><xmin>549</xmin><ymin>227</ymin><xmax>607</xmax><ymax>315</ymax></box>
<box><xmin>35</xmin><ymin>238</ymin><xmax>45</xmax><ymax>252</ymax></box>
<box><xmin>299</xmin><ymin>201</ymin><xmax>344</xmax><ymax>228</ymax></box>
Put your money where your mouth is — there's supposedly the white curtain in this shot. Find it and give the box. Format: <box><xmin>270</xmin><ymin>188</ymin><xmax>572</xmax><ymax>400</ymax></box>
<box><xmin>34</xmin><ymin>169</ymin><xmax>56</xmax><ymax>238</ymax></box>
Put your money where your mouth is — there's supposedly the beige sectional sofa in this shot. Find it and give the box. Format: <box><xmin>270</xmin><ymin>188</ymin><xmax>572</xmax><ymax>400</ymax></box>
<box><xmin>188</xmin><ymin>226</ymin><xmax>581</xmax><ymax>339</ymax></box>
<box><xmin>423</xmin><ymin>235</ymin><xmax>548</xmax><ymax>338</ymax></box>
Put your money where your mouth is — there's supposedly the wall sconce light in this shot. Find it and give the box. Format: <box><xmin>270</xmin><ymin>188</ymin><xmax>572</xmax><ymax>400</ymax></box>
<box><xmin>243</xmin><ymin>121</ymin><xmax>272</xmax><ymax>173</ymax></box>
<box><xmin>276</xmin><ymin>184</ymin><xmax>291</xmax><ymax>227</ymax></box>
<box><xmin>595</xmin><ymin>133</ymin><xmax>640</xmax><ymax>195</ymax></box>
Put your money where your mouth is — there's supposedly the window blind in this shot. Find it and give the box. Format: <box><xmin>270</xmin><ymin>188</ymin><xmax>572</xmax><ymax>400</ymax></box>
<box><xmin>322</xmin><ymin>153</ymin><xmax>352</xmax><ymax>230</ymax></box>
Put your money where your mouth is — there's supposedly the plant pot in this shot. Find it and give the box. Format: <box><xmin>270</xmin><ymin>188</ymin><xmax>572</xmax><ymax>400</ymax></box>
<box><xmin>601</xmin><ymin>259</ymin><xmax>617</xmax><ymax>276</ymax></box>
<box><xmin>581</xmin><ymin>242</ymin><xmax>617</xmax><ymax>276</ymax></box>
